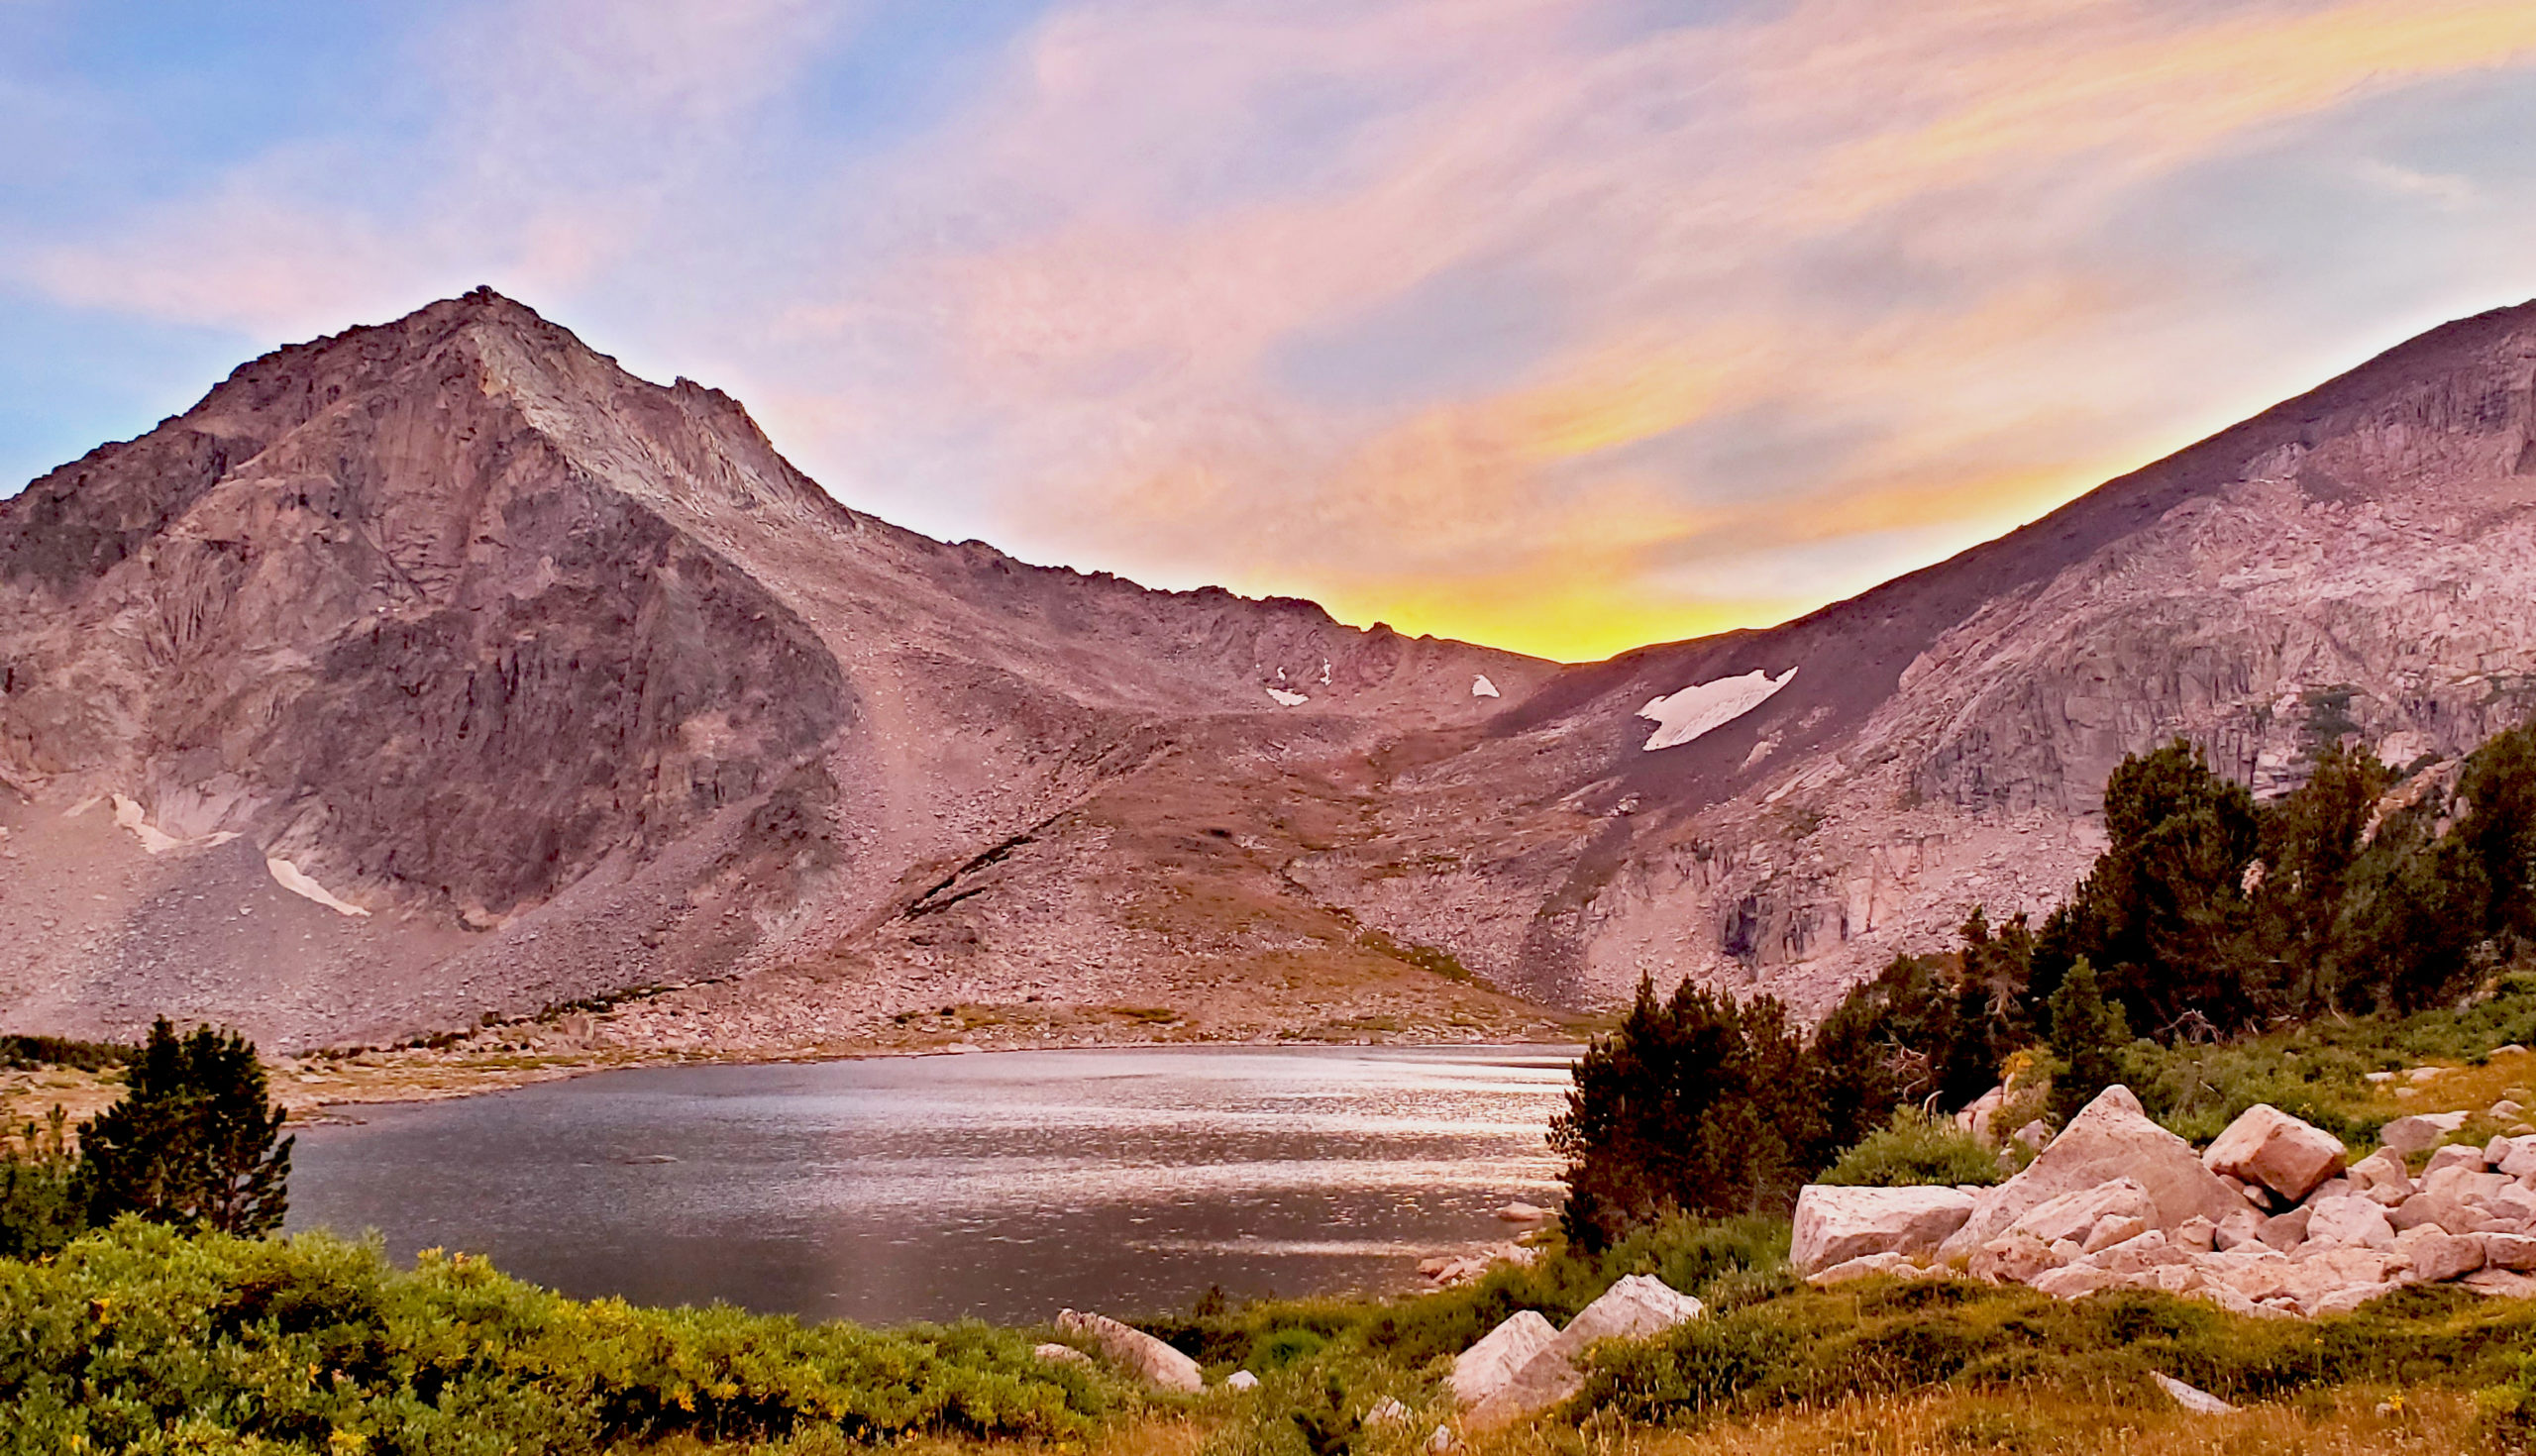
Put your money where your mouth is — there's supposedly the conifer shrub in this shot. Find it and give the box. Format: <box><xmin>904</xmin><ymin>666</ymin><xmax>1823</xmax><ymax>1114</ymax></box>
<box><xmin>1551</xmin><ymin>978</ymin><xmax>1825</xmax><ymax>1250</ymax></box>
<box><xmin>80</xmin><ymin>1017</ymin><xmax>292</xmax><ymax>1235</ymax></box>
<box><xmin>1818</xmin><ymin>1108</ymin><xmax>2002</xmax><ymax>1189</ymax></box>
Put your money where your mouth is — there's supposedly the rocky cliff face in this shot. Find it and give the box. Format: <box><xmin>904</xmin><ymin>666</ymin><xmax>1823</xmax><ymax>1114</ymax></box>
<box><xmin>3</xmin><ymin>291</ymin><xmax>2533</xmax><ymax>1048</ymax></box>
<box><xmin>1297</xmin><ymin>301</ymin><xmax>2536</xmax><ymax>1015</ymax></box>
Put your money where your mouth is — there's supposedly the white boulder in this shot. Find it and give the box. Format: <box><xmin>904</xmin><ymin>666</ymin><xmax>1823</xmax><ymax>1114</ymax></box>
<box><xmin>1225</xmin><ymin>1370</ymin><xmax>1261</xmax><ymax>1392</ymax></box>
<box><xmin>2202</xmin><ymin>1104</ymin><xmax>2347</xmax><ymax>1202</ymax></box>
<box><xmin>1445</xmin><ymin>1310</ymin><xmax>1559</xmax><ymax>1406</ymax></box>
<box><xmin>1790</xmin><ymin>1185</ymin><xmax>1976</xmax><ymax>1273</ymax></box>
<box><xmin>1941</xmin><ymin>1088</ymin><xmax>2241</xmax><ymax>1261</ymax></box>
<box><xmin>1464</xmin><ymin>1276</ymin><xmax>1703</xmax><ymax>1429</ymax></box>
<box><xmin>1055</xmin><ymin>1309</ymin><xmax>1205</xmax><ymax>1394</ymax></box>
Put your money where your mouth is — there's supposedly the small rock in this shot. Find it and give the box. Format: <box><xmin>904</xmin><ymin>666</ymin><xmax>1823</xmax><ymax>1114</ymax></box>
<box><xmin>1225</xmin><ymin>1370</ymin><xmax>1260</xmax><ymax>1392</ymax></box>
<box><xmin>2150</xmin><ymin>1372</ymin><xmax>2237</xmax><ymax>1414</ymax></box>
<box><xmin>2404</xmin><ymin>1228</ymin><xmax>2484</xmax><ymax>1282</ymax></box>
<box><xmin>2380</xmin><ymin>1111</ymin><xmax>2471</xmax><ymax>1156</ymax></box>
<box><xmin>2422</xmin><ymin>1144</ymin><xmax>2486</xmax><ymax>1178</ymax></box>
<box><xmin>2409</xmin><ymin>1067</ymin><xmax>2445</xmax><ymax>1084</ymax></box>
<box><xmin>2082</xmin><ymin>1213</ymin><xmax>2149</xmax><ymax>1254</ymax></box>
<box><xmin>1056</xmin><ymin>1309</ymin><xmax>1204</xmax><ymax>1394</ymax></box>
<box><xmin>1365</xmin><ymin>1398</ymin><xmax>1412</xmax><ymax>1427</ymax></box>
<box><xmin>2486</xmin><ymin>1233</ymin><xmax>2536</xmax><ymax>1272</ymax></box>
<box><xmin>2202</xmin><ymin>1104</ymin><xmax>2347</xmax><ymax>1202</ymax></box>
<box><xmin>2347</xmin><ymin>1148</ymin><xmax>2412</xmax><ymax>1200</ymax></box>
<box><xmin>2499</xmin><ymin>1138</ymin><xmax>2536</xmax><ymax>1180</ymax></box>
<box><xmin>2306</xmin><ymin>1195</ymin><xmax>2398</xmax><ymax>1251</ymax></box>
<box><xmin>1426</xmin><ymin>1426</ymin><xmax>1456</xmax><ymax>1453</ymax></box>
<box><xmin>2471</xmin><ymin>1268</ymin><xmax>2536</xmax><ymax>1298</ymax></box>
<box><xmin>2256</xmin><ymin>1206</ymin><xmax>2311</xmax><ymax>1252</ymax></box>
<box><xmin>1035</xmin><ymin>1343</ymin><xmax>1092</xmax><ymax>1367</ymax></box>
<box><xmin>1495</xmin><ymin>1201</ymin><xmax>1550</xmax><ymax>1222</ymax></box>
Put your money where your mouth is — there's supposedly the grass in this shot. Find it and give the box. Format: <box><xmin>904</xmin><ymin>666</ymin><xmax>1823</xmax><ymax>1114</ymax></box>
<box><xmin>1584</xmin><ymin>1279</ymin><xmax>2536</xmax><ymax>1429</ymax></box>
<box><xmin>1580</xmin><ymin>1386</ymin><xmax>2487</xmax><ymax>1456</ymax></box>
<box><xmin>2125</xmin><ymin>973</ymin><xmax>2536</xmax><ymax>1148</ymax></box>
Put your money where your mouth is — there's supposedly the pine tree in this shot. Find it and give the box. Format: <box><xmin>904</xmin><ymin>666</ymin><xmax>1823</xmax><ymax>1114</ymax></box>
<box><xmin>80</xmin><ymin>1018</ymin><xmax>292</xmax><ymax>1235</ymax></box>
<box><xmin>1551</xmin><ymin>976</ymin><xmax>1824</xmax><ymax>1249</ymax></box>
<box><xmin>2046</xmin><ymin>959</ymin><xmax>2129</xmax><ymax>1125</ymax></box>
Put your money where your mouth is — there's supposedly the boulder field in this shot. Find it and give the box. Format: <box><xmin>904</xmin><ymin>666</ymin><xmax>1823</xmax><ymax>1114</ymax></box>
<box><xmin>1793</xmin><ymin>1085</ymin><xmax>2536</xmax><ymax>1318</ymax></box>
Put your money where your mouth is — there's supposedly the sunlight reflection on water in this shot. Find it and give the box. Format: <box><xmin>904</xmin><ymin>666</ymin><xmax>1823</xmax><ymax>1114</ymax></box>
<box><xmin>289</xmin><ymin>1044</ymin><xmax>1578</xmax><ymax>1324</ymax></box>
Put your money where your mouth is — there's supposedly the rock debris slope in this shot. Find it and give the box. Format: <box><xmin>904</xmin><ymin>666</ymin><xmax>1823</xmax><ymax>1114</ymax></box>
<box><xmin>4</xmin><ymin>290</ymin><xmax>2536</xmax><ymax>1046</ymax></box>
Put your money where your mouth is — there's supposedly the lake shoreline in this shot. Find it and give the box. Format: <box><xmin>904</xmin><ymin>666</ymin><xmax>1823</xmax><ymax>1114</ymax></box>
<box><xmin>283</xmin><ymin>1043</ymin><xmax>1578</xmax><ymax>1325</ymax></box>
<box><xmin>272</xmin><ymin>1026</ymin><xmax>1589</xmax><ymax>1123</ymax></box>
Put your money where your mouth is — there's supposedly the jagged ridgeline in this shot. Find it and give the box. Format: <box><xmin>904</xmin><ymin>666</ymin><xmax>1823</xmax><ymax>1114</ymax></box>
<box><xmin>6</xmin><ymin>291</ymin><xmax>2536</xmax><ymax>1048</ymax></box>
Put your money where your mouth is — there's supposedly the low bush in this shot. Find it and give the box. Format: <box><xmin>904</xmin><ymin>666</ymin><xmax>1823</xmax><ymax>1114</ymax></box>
<box><xmin>1817</xmin><ymin>1109</ymin><xmax>2002</xmax><ymax>1190</ymax></box>
<box><xmin>0</xmin><ymin>1222</ymin><xmax>1110</xmax><ymax>1455</ymax></box>
<box><xmin>1583</xmin><ymin>1278</ymin><xmax>2536</xmax><ymax>1429</ymax></box>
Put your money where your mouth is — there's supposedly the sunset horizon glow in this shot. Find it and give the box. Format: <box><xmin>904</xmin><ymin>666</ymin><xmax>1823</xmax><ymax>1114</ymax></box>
<box><xmin>8</xmin><ymin>1</ymin><xmax>2536</xmax><ymax>663</ymax></box>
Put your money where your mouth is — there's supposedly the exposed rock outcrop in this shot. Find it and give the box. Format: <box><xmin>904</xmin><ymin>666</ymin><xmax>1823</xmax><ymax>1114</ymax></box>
<box><xmin>1812</xmin><ymin>1089</ymin><xmax>2536</xmax><ymax>1319</ymax></box>
<box><xmin>11</xmin><ymin>291</ymin><xmax>2536</xmax><ymax>1042</ymax></box>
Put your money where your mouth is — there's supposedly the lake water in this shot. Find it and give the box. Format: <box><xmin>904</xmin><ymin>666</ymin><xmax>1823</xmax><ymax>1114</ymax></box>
<box><xmin>287</xmin><ymin>1044</ymin><xmax>1577</xmax><ymax>1325</ymax></box>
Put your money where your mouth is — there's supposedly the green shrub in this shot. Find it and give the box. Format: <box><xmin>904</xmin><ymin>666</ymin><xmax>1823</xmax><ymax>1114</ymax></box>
<box><xmin>1818</xmin><ymin>1109</ymin><xmax>2001</xmax><ymax>1189</ymax></box>
<box><xmin>0</xmin><ymin>1222</ymin><xmax>1108</xmax><ymax>1454</ymax></box>
<box><xmin>1582</xmin><ymin>1278</ymin><xmax>2536</xmax><ymax>1429</ymax></box>
<box><xmin>0</xmin><ymin>1034</ymin><xmax>128</xmax><ymax>1072</ymax></box>
<box><xmin>0</xmin><ymin>1110</ymin><xmax>83</xmax><ymax>1260</ymax></box>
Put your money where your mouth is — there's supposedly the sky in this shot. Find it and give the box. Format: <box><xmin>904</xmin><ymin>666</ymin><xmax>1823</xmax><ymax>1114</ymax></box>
<box><xmin>7</xmin><ymin>2</ymin><xmax>2536</xmax><ymax>662</ymax></box>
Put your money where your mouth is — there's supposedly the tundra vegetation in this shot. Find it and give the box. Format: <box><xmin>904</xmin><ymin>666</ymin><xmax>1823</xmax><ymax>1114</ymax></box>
<box><xmin>11</xmin><ymin>731</ymin><xmax>2536</xmax><ymax>1451</ymax></box>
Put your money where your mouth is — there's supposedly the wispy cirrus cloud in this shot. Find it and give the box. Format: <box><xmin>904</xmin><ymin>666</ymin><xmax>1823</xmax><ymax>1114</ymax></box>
<box><xmin>10</xmin><ymin>0</ymin><xmax>2536</xmax><ymax>659</ymax></box>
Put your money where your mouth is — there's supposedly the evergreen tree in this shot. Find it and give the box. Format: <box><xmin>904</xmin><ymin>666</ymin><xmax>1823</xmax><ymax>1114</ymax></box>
<box><xmin>80</xmin><ymin>1019</ymin><xmax>292</xmax><ymax>1235</ymax></box>
<box><xmin>2035</xmin><ymin>740</ymin><xmax>2265</xmax><ymax>1036</ymax></box>
<box><xmin>2046</xmin><ymin>959</ymin><xmax>2129</xmax><ymax>1125</ymax></box>
<box><xmin>1551</xmin><ymin>977</ymin><xmax>1823</xmax><ymax>1250</ymax></box>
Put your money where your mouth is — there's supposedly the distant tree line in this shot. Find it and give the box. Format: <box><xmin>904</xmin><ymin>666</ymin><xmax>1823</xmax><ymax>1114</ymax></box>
<box><xmin>1555</xmin><ymin>721</ymin><xmax>2536</xmax><ymax>1247</ymax></box>
<box><xmin>0</xmin><ymin>1018</ymin><xmax>292</xmax><ymax>1258</ymax></box>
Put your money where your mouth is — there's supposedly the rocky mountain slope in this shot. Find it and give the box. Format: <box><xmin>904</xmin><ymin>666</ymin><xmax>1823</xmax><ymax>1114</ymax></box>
<box><xmin>3</xmin><ymin>291</ymin><xmax>2533</xmax><ymax>1049</ymax></box>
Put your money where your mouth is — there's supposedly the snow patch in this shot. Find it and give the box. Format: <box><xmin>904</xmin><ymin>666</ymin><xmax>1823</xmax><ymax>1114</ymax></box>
<box><xmin>1266</xmin><ymin>687</ymin><xmax>1310</xmax><ymax>707</ymax></box>
<box><xmin>1638</xmin><ymin>669</ymin><xmax>1797</xmax><ymax>751</ymax></box>
<box><xmin>110</xmin><ymin>793</ymin><xmax>238</xmax><ymax>855</ymax></box>
<box><xmin>267</xmin><ymin>857</ymin><xmax>370</xmax><ymax>917</ymax></box>
<box><xmin>1472</xmin><ymin>675</ymin><xmax>1500</xmax><ymax>698</ymax></box>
